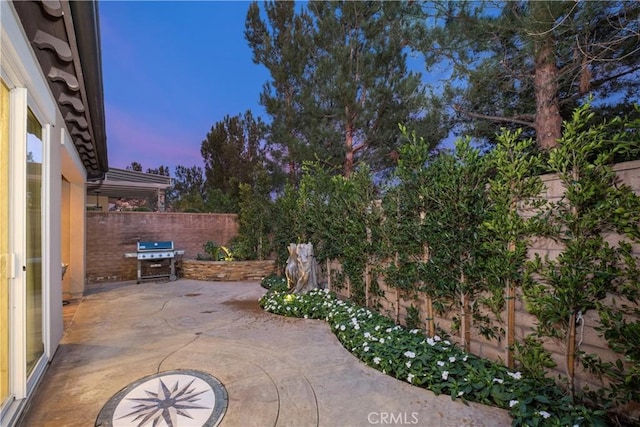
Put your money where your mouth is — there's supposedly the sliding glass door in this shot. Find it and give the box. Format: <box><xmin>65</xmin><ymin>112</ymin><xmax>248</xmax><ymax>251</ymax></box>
<box><xmin>25</xmin><ymin>109</ymin><xmax>44</xmax><ymax>376</ymax></box>
<box><xmin>0</xmin><ymin>80</ymin><xmax>10</xmax><ymax>412</ymax></box>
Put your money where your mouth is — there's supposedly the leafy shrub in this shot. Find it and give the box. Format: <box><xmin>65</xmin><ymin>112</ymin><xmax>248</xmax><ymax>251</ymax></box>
<box><xmin>202</xmin><ymin>241</ymin><xmax>234</xmax><ymax>261</ymax></box>
<box><xmin>260</xmin><ymin>274</ymin><xmax>288</xmax><ymax>292</ymax></box>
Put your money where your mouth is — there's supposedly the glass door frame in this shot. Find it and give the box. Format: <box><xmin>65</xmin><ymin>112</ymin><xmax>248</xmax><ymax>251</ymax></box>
<box><xmin>0</xmin><ymin>84</ymin><xmax>51</xmax><ymax>426</ymax></box>
<box><xmin>1</xmin><ymin>5</ymin><xmax>56</xmax><ymax>424</ymax></box>
<box><xmin>12</xmin><ymin>88</ymin><xmax>51</xmax><ymax>396</ymax></box>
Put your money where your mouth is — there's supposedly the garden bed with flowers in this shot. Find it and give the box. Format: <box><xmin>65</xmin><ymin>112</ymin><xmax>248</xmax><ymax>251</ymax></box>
<box><xmin>258</xmin><ymin>276</ymin><xmax>603</xmax><ymax>427</ymax></box>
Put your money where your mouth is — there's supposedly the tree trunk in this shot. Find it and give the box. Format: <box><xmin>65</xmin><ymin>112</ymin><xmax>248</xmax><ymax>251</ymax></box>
<box><xmin>567</xmin><ymin>311</ymin><xmax>577</xmax><ymax>401</ymax></box>
<box><xmin>425</xmin><ymin>295</ymin><xmax>435</xmax><ymax>337</ymax></box>
<box><xmin>344</xmin><ymin>109</ymin><xmax>354</xmax><ymax>177</ymax></box>
<box><xmin>394</xmin><ymin>251</ymin><xmax>400</xmax><ymax>323</ymax></box>
<box><xmin>506</xmin><ymin>240</ymin><xmax>516</xmax><ymax>368</ymax></box>
<box><xmin>460</xmin><ymin>270</ymin><xmax>470</xmax><ymax>352</ymax></box>
<box><xmin>288</xmin><ymin>160</ymin><xmax>297</xmax><ymax>185</ymax></box>
<box><xmin>364</xmin><ymin>262</ymin><xmax>370</xmax><ymax>308</ymax></box>
<box><xmin>532</xmin><ymin>2</ymin><xmax>562</xmax><ymax>150</ymax></box>
<box><xmin>461</xmin><ymin>290</ymin><xmax>471</xmax><ymax>352</ymax></box>
<box><xmin>506</xmin><ymin>282</ymin><xmax>516</xmax><ymax>368</ymax></box>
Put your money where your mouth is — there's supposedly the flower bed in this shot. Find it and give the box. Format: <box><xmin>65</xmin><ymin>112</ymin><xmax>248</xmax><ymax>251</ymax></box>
<box><xmin>259</xmin><ymin>279</ymin><xmax>603</xmax><ymax>426</ymax></box>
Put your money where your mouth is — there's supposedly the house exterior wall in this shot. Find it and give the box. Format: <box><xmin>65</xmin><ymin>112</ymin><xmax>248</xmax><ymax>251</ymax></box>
<box><xmin>85</xmin><ymin>212</ymin><xmax>239</xmax><ymax>283</ymax></box>
<box><xmin>1</xmin><ymin>2</ymin><xmax>92</xmax><ymax>425</ymax></box>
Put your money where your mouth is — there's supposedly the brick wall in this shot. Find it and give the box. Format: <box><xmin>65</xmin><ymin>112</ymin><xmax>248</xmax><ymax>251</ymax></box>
<box><xmin>86</xmin><ymin>212</ymin><xmax>238</xmax><ymax>283</ymax></box>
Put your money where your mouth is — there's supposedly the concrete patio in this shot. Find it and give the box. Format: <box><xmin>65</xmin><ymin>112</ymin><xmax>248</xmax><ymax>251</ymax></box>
<box><xmin>19</xmin><ymin>279</ymin><xmax>511</xmax><ymax>427</ymax></box>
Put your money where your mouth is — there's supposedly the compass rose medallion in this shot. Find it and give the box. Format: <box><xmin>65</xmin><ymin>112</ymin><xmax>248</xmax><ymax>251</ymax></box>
<box><xmin>96</xmin><ymin>370</ymin><xmax>227</xmax><ymax>427</ymax></box>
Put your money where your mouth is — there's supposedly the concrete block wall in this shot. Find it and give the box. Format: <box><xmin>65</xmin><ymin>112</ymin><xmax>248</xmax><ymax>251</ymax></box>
<box><xmin>86</xmin><ymin>212</ymin><xmax>238</xmax><ymax>283</ymax></box>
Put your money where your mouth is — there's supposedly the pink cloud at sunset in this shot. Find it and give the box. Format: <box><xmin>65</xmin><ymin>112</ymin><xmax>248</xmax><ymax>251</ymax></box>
<box><xmin>99</xmin><ymin>1</ymin><xmax>269</xmax><ymax>176</ymax></box>
<box><xmin>106</xmin><ymin>105</ymin><xmax>204</xmax><ymax>173</ymax></box>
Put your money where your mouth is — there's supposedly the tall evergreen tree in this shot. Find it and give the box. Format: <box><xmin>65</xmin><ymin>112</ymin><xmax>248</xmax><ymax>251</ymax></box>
<box><xmin>170</xmin><ymin>165</ymin><xmax>206</xmax><ymax>212</ymax></box>
<box><xmin>246</xmin><ymin>1</ymin><xmax>445</xmax><ymax>179</ymax></box>
<box><xmin>245</xmin><ymin>1</ymin><xmax>314</xmax><ymax>184</ymax></box>
<box><xmin>307</xmin><ymin>1</ymin><xmax>439</xmax><ymax>176</ymax></box>
<box><xmin>200</xmin><ymin>110</ymin><xmax>267</xmax><ymax>211</ymax></box>
<box><xmin>417</xmin><ymin>0</ymin><xmax>640</xmax><ymax>149</ymax></box>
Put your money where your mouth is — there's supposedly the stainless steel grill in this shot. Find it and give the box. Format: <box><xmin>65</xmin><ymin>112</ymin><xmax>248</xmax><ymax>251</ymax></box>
<box><xmin>125</xmin><ymin>241</ymin><xmax>184</xmax><ymax>283</ymax></box>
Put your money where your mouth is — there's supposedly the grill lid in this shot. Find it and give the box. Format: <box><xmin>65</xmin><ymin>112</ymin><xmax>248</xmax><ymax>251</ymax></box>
<box><xmin>138</xmin><ymin>241</ymin><xmax>174</xmax><ymax>251</ymax></box>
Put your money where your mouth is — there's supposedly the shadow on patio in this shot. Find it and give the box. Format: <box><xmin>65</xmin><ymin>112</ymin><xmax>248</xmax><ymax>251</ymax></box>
<box><xmin>20</xmin><ymin>279</ymin><xmax>510</xmax><ymax>427</ymax></box>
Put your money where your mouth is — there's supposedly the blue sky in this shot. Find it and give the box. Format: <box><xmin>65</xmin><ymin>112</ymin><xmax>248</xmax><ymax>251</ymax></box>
<box><xmin>100</xmin><ymin>1</ymin><xmax>269</xmax><ymax>173</ymax></box>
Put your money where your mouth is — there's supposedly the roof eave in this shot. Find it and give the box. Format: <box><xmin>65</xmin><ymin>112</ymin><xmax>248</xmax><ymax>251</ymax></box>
<box><xmin>69</xmin><ymin>0</ymin><xmax>108</xmax><ymax>178</ymax></box>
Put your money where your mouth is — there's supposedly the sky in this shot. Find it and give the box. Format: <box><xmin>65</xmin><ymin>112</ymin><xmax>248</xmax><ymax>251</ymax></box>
<box><xmin>100</xmin><ymin>1</ymin><xmax>269</xmax><ymax>174</ymax></box>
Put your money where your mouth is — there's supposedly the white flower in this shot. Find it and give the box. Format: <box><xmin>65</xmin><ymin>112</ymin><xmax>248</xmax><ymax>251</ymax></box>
<box><xmin>442</xmin><ymin>370</ymin><xmax>449</xmax><ymax>380</ymax></box>
<box><xmin>364</xmin><ymin>332</ymin><xmax>372</xmax><ymax>339</ymax></box>
<box><xmin>373</xmin><ymin>357</ymin><xmax>381</xmax><ymax>365</ymax></box>
<box><xmin>449</xmin><ymin>356</ymin><xmax>456</xmax><ymax>363</ymax></box>
<box><xmin>405</xmin><ymin>361</ymin><xmax>412</xmax><ymax>368</ymax></box>
<box><xmin>493</xmin><ymin>378</ymin><xmax>504</xmax><ymax>384</ymax></box>
<box><xmin>462</xmin><ymin>355</ymin><xmax>468</xmax><ymax>362</ymax></box>
<box><xmin>340</xmin><ymin>325</ymin><xmax>346</xmax><ymax>331</ymax></box>
<box><xmin>375</xmin><ymin>325</ymin><xmax>381</xmax><ymax>331</ymax></box>
<box><xmin>434</xmin><ymin>335</ymin><xmax>441</xmax><ymax>341</ymax></box>
<box><xmin>437</xmin><ymin>361</ymin><xmax>445</xmax><ymax>367</ymax></box>
<box><xmin>386</xmin><ymin>327</ymin><xmax>393</xmax><ymax>333</ymax></box>
<box><xmin>538</xmin><ymin>411</ymin><xmax>551</xmax><ymax>419</ymax></box>
<box><xmin>507</xmin><ymin>371</ymin><xmax>522</xmax><ymax>380</ymax></box>
<box><xmin>379</xmin><ymin>338</ymin><xmax>385</xmax><ymax>344</ymax></box>
<box><xmin>364</xmin><ymin>346</ymin><xmax>370</xmax><ymax>352</ymax></box>
<box><xmin>404</xmin><ymin>351</ymin><xmax>416</xmax><ymax>358</ymax></box>
<box><xmin>509</xmin><ymin>400</ymin><xmax>518</xmax><ymax>408</ymax></box>
<box><xmin>457</xmin><ymin>391</ymin><xmax>464</xmax><ymax>397</ymax></box>
<box><xmin>410</xmin><ymin>329</ymin><xmax>420</xmax><ymax>334</ymax></box>
<box><xmin>407</xmin><ymin>373</ymin><xmax>415</xmax><ymax>383</ymax></box>
<box><xmin>354</xmin><ymin>324</ymin><xmax>360</xmax><ymax>330</ymax></box>
<box><xmin>426</xmin><ymin>338</ymin><xmax>435</xmax><ymax>346</ymax></box>
<box><xmin>443</xmin><ymin>340</ymin><xmax>451</xmax><ymax>346</ymax></box>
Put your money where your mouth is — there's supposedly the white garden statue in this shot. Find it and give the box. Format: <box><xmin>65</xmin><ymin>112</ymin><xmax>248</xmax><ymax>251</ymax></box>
<box><xmin>285</xmin><ymin>242</ymin><xmax>318</xmax><ymax>294</ymax></box>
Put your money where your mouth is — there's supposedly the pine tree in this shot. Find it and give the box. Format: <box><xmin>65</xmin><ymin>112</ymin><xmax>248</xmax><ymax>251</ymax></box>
<box><xmin>246</xmin><ymin>1</ymin><xmax>444</xmax><ymax>179</ymax></box>
<box><xmin>200</xmin><ymin>110</ymin><xmax>267</xmax><ymax>212</ymax></box>
<box><xmin>417</xmin><ymin>0</ymin><xmax>640</xmax><ymax>149</ymax></box>
<box><xmin>245</xmin><ymin>1</ymin><xmax>314</xmax><ymax>184</ymax></box>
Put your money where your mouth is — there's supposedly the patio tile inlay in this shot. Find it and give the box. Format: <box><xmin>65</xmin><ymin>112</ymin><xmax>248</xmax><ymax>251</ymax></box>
<box><xmin>95</xmin><ymin>369</ymin><xmax>227</xmax><ymax>427</ymax></box>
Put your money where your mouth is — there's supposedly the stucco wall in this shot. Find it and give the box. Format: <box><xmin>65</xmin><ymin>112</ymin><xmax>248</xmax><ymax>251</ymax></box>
<box><xmin>86</xmin><ymin>212</ymin><xmax>238</xmax><ymax>283</ymax></box>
